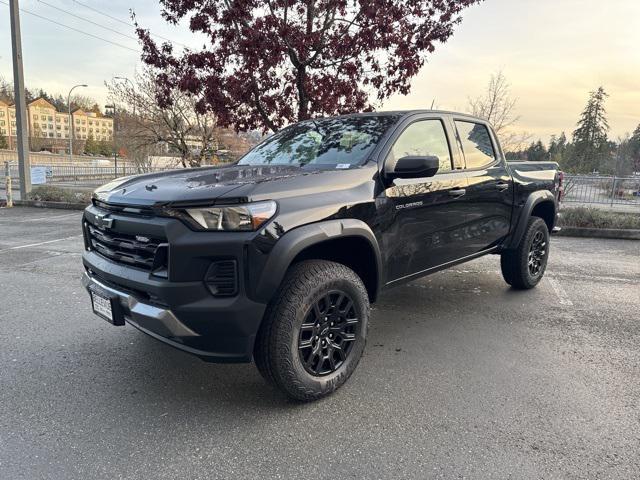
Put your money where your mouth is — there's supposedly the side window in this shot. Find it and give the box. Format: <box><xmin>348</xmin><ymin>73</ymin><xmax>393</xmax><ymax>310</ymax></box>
<box><xmin>387</xmin><ymin>120</ymin><xmax>452</xmax><ymax>173</ymax></box>
<box><xmin>455</xmin><ymin>121</ymin><xmax>496</xmax><ymax>169</ymax></box>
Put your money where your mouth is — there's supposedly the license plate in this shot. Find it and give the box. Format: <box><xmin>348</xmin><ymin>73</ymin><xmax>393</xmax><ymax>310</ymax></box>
<box><xmin>91</xmin><ymin>290</ymin><xmax>115</xmax><ymax>324</ymax></box>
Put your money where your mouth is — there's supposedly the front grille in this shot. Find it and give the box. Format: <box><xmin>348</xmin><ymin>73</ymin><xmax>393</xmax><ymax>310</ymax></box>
<box><xmin>92</xmin><ymin>199</ymin><xmax>155</xmax><ymax>216</ymax></box>
<box><xmin>87</xmin><ymin>224</ymin><xmax>165</xmax><ymax>271</ymax></box>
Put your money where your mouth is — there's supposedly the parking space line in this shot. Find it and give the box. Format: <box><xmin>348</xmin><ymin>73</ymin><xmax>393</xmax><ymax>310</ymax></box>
<box><xmin>20</xmin><ymin>213</ymin><xmax>80</xmax><ymax>223</ymax></box>
<box><xmin>547</xmin><ymin>276</ymin><xmax>574</xmax><ymax>306</ymax></box>
<box><xmin>10</xmin><ymin>251</ymin><xmax>82</xmax><ymax>269</ymax></box>
<box><xmin>0</xmin><ymin>212</ymin><xmax>80</xmax><ymax>223</ymax></box>
<box><xmin>0</xmin><ymin>235</ymin><xmax>82</xmax><ymax>253</ymax></box>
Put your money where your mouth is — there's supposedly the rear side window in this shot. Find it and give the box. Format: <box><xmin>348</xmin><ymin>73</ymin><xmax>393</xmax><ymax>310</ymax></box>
<box><xmin>387</xmin><ymin>120</ymin><xmax>452</xmax><ymax>173</ymax></box>
<box><xmin>455</xmin><ymin>121</ymin><xmax>496</xmax><ymax>169</ymax></box>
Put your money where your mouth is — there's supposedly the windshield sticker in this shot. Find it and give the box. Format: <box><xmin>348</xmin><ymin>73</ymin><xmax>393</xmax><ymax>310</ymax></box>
<box><xmin>336</xmin><ymin>164</ymin><xmax>351</xmax><ymax>169</ymax></box>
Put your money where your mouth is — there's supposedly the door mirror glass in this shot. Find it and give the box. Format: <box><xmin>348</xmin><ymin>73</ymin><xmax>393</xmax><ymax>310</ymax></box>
<box><xmin>391</xmin><ymin>155</ymin><xmax>440</xmax><ymax>179</ymax></box>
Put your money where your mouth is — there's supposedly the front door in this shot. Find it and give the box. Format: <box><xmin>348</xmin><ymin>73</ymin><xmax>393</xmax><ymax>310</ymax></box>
<box><xmin>378</xmin><ymin>116</ymin><xmax>470</xmax><ymax>283</ymax></box>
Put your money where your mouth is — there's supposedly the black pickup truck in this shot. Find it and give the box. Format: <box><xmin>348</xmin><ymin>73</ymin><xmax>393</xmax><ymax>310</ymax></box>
<box><xmin>81</xmin><ymin>111</ymin><xmax>562</xmax><ymax>401</ymax></box>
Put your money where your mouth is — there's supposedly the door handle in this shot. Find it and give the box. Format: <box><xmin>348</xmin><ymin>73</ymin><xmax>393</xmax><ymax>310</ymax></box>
<box><xmin>495</xmin><ymin>182</ymin><xmax>510</xmax><ymax>191</ymax></box>
<box><xmin>448</xmin><ymin>188</ymin><xmax>466</xmax><ymax>197</ymax></box>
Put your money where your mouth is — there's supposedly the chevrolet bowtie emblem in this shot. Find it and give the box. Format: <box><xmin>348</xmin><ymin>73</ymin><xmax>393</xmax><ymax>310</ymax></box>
<box><xmin>95</xmin><ymin>213</ymin><xmax>114</xmax><ymax>229</ymax></box>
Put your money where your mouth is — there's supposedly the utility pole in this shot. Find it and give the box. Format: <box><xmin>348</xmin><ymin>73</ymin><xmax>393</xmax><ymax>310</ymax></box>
<box><xmin>9</xmin><ymin>0</ymin><xmax>31</xmax><ymax>196</ymax></box>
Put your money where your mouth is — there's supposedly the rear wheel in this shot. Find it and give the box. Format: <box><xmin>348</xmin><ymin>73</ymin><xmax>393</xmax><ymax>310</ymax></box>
<box><xmin>501</xmin><ymin>216</ymin><xmax>550</xmax><ymax>289</ymax></box>
<box><xmin>254</xmin><ymin>260</ymin><xmax>369</xmax><ymax>401</ymax></box>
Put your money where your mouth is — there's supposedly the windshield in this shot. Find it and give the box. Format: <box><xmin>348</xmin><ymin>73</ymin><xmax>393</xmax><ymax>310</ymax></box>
<box><xmin>238</xmin><ymin>115</ymin><xmax>399</xmax><ymax>168</ymax></box>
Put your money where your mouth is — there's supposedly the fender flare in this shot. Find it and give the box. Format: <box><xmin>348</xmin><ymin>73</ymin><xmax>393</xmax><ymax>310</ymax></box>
<box><xmin>253</xmin><ymin>219</ymin><xmax>383</xmax><ymax>303</ymax></box>
<box><xmin>507</xmin><ymin>190</ymin><xmax>557</xmax><ymax>249</ymax></box>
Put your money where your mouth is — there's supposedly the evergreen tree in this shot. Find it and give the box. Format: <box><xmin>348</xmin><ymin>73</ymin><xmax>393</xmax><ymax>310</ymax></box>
<box><xmin>548</xmin><ymin>132</ymin><xmax>570</xmax><ymax>167</ymax></box>
<box><xmin>97</xmin><ymin>140</ymin><xmax>113</xmax><ymax>157</ymax></box>
<box><xmin>571</xmin><ymin>87</ymin><xmax>612</xmax><ymax>173</ymax></box>
<box><xmin>49</xmin><ymin>94</ymin><xmax>68</xmax><ymax>112</ymax></box>
<box><xmin>548</xmin><ymin>135</ymin><xmax>558</xmax><ymax>156</ymax></box>
<box><xmin>526</xmin><ymin>140</ymin><xmax>547</xmax><ymax>162</ymax></box>
<box><xmin>631</xmin><ymin>124</ymin><xmax>640</xmax><ymax>173</ymax></box>
<box><xmin>24</xmin><ymin>88</ymin><xmax>35</xmax><ymax>104</ymax></box>
<box><xmin>0</xmin><ymin>76</ymin><xmax>13</xmax><ymax>103</ymax></box>
<box><xmin>84</xmin><ymin>135</ymin><xmax>99</xmax><ymax>155</ymax></box>
<box><xmin>548</xmin><ymin>132</ymin><xmax>567</xmax><ymax>158</ymax></box>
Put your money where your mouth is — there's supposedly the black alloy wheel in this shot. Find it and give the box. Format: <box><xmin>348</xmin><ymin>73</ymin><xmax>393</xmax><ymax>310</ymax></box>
<box><xmin>254</xmin><ymin>259</ymin><xmax>369</xmax><ymax>401</ymax></box>
<box><xmin>500</xmin><ymin>216</ymin><xmax>550</xmax><ymax>290</ymax></box>
<box><xmin>298</xmin><ymin>291</ymin><xmax>360</xmax><ymax>376</ymax></box>
<box><xmin>528</xmin><ymin>230</ymin><xmax>547</xmax><ymax>276</ymax></box>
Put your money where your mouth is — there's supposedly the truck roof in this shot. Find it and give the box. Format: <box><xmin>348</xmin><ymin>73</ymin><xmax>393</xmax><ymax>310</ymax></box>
<box><xmin>319</xmin><ymin>110</ymin><xmax>486</xmax><ymax>122</ymax></box>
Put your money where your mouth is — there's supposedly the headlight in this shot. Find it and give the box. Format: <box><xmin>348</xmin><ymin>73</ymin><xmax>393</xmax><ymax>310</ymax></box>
<box><xmin>182</xmin><ymin>200</ymin><xmax>277</xmax><ymax>231</ymax></box>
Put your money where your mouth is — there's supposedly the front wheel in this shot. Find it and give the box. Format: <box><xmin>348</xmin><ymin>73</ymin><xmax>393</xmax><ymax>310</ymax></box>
<box><xmin>254</xmin><ymin>260</ymin><xmax>369</xmax><ymax>401</ymax></box>
<box><xmin>501</xmin><ymin>216</ymin><xmax>550</xmax><ymax>289</ymax></box>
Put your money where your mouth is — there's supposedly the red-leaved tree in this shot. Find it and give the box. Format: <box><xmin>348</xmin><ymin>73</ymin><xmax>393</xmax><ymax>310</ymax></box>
<box><xmin>136</xmin><ymin>0</ymin><xmax>482</xmax><ymax>132</ymax></box>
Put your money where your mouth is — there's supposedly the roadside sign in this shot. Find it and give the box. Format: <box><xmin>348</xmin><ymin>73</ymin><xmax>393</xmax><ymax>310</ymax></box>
<box><xmin>30</xmin><ymin>166</ymin><xmax>47</xmax><ymax>185</ymax></box>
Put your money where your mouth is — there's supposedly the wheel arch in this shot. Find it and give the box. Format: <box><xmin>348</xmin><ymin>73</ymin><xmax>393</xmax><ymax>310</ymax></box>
<box><xmin>507</xmin><ymin>191</ymin><xmax>557</xmax><ymax>249</ymax></box>
<box><xmin>253</xmin><ymin>219</ymin><xmax>383</xmax><ymax>304</ymax></box>
<box><xmin>531</xmin><ymin>201</ymin><xmax>555</xmax><ymax>231</ymax></box>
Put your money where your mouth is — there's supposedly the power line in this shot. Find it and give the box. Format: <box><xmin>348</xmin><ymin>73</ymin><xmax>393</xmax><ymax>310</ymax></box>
<box><xmin>72</xmin><ymin>0</ymin><xmax>132</xmax><ymax>28</ymax></box>
<box><xmin>72</xmin><ymin>0</ymin><xmax>189</xmax><ymax>49</ymax></box>
<box><xmin>0</xmin><ymin>0</ymin><xmax>140</xmax><ymax>53</ymax></box>
<box><xmin>37</xmin><ymin>0</ymin><xmax>139</xmax><ymax>42</ymax></box>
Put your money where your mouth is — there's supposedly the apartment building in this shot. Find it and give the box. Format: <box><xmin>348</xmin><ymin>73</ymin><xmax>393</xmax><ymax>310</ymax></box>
<box><xmin>0</xmin><ymin>97</ymin><xmax>113</xmax><ymax>153</ymax></box>
<box><xmin>0</xmin><ymin>99</ymin><xmax>15</xmax><ymax>140</ymax></box>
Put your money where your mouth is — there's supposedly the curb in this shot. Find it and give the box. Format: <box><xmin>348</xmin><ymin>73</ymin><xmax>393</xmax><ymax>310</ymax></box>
<box><xmin>12</xmin><ymin>199</ymin><xmax>88</xmax><ymax>211</ymax></box>
<box><xmin>556</xmin><ymin>226</ymin><xmax>640</xmax><ymax>240</ymax></box>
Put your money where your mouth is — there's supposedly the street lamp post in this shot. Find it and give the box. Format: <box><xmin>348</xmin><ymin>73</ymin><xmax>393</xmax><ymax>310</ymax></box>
<box><xmin>105</xmin><ymin>104</ymin><xmax>117</xmax><ymax>177</ymax></box>
<box><xmin>68</xmin><ymin>84</ymin><xmax>87</xmax><ymax>161</ymax></box>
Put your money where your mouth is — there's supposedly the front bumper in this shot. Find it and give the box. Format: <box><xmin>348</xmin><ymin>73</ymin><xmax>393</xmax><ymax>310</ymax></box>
<box><xmin>81</xmin><ymin>202</ymin><xmax>270</xmax><ymax>362</ymax></box>
<box><xmin>82</xmin><ymin>267</ymin><xmax>266</xmax><ymax>362</ymax></box>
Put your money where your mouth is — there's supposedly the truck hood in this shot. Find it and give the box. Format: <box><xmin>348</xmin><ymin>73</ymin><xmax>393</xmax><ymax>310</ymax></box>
<box><xmin>93</xmin><ymin>164</ymin><xmax>344</xmax><ymax>207</ymax></box>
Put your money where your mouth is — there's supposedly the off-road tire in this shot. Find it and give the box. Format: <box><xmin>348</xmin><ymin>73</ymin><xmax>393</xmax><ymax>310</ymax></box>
<box><xmin>501</xmin><ymin>216</ymin><xmax>550</xmax><ymax>289</ymax></box>
<box><xmin>254</xmin><ymin>260</ymin><xmax>369</xmax><ymax>401</ymax></box>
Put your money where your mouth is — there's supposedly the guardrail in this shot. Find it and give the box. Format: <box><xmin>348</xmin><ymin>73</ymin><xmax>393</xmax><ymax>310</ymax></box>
<box><xmin>563</xmin><ymin>175</ymin><xmax>640</xmax><ymax>209</ymax></box>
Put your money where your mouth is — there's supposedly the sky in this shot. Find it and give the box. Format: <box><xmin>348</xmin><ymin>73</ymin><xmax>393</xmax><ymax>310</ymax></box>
<box><xmin>1</xmin><ymin>0</ymin><xmax>639</xmax><ymax>143</ymax></box>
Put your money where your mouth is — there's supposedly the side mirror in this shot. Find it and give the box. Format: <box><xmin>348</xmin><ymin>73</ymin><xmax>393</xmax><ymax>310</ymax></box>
<box><xmin>390</xmin><ymin>155</ymin><xmax>440</xmax><ymax>179</ymax></box>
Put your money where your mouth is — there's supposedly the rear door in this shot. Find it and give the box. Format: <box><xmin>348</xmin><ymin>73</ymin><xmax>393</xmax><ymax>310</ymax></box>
<box><xmin>452</xmin><ymin>118</ymin><xmax>513</xmax><ymax>253</ymax></box>
<box><xmin>378</xmin><ymin>114</ymin><xmax>470</xmax><ymax>283</ymax></box>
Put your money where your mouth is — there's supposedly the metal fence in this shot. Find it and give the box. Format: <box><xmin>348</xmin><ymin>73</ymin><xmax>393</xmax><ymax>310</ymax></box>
<box><xmin>4</xmin><ymin>162</ymin><xmax>640</xmax><ymax>210</ymax></box>
<box><xmin>0</xmin><ymin>149</ymin><xmax>117</xmax><ymax>166</ymax></box>
<box><xmin>4</xmin><ymin>163</ymin><xmax>178</xmax><ymax>187</ymax></box>
<box><xmin>563</xmin><ymin>175</ymin><xmax>640</xmax><ymax>210</ymax></box>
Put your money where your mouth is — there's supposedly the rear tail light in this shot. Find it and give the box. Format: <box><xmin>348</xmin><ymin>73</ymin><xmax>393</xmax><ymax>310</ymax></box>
<box><xmin>557</xmin><ymin>171</ymin><xmax>564</xmax><ymax>202</ymax></box>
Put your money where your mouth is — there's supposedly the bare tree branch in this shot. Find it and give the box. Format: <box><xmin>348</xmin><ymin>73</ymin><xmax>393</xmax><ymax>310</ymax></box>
<box><xmin>467</xmin><ymin>70</ymin><xmax>529</xmax><ymax>151</ymax></box>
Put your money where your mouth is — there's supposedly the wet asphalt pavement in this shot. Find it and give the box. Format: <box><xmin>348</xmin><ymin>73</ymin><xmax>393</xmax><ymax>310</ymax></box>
<box><xmin>1</xmin><ymin>207</ymin><xmax>639</xmax><ymax>479</ymax></box>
